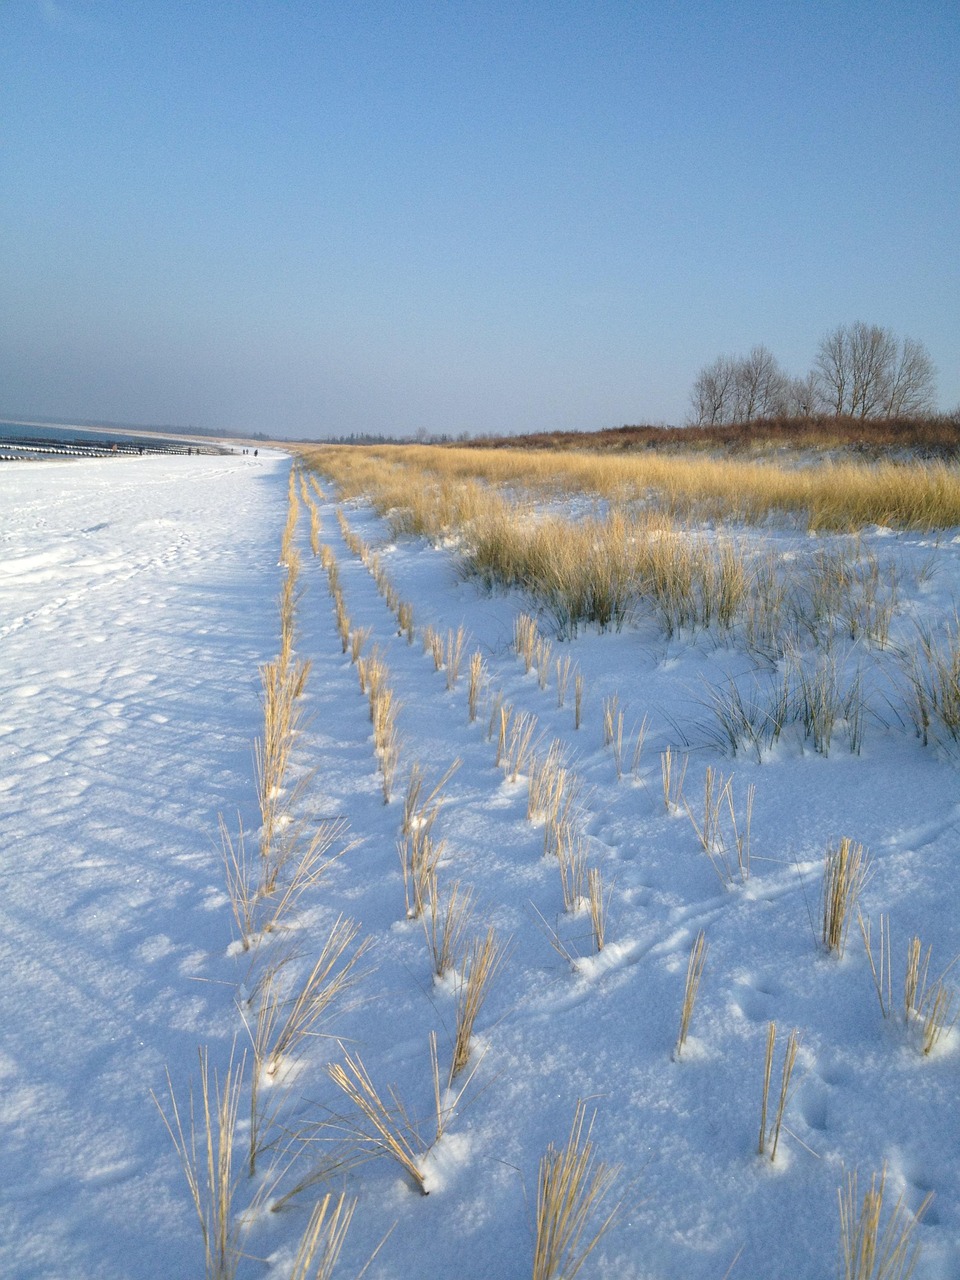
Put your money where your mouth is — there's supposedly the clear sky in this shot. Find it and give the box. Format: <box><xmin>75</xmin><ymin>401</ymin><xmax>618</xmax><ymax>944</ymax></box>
<box><xmin>1</xmin><ymin>0</ymin><xmax>957</xmax><ymax>438</ymax></box>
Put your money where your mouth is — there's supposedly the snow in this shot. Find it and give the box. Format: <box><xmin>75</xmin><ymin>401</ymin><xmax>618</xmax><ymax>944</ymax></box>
<box><xmin>1</xmin><ymin>449</ymin><xmax>958</xmax><ymax>1279</ymax></box>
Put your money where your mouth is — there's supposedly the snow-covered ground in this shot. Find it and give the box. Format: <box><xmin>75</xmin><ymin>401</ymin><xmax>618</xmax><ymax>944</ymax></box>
<box><xmin>2</xmin><ymin>449</ymin><xmax>959</xmax><ymax>1279</ymax></box>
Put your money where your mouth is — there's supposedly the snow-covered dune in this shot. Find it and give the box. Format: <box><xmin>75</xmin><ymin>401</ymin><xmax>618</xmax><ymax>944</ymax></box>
<box><xmin>2</xmin><ymin>449</ymin><xmax>958</xmax><ymax>1279</ymax></box>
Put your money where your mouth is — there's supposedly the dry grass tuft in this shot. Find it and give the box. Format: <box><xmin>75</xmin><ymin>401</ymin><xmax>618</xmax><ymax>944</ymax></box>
<box><xmin>535</xmin><ymin>637</ymin><xmax>553</xmax><ymax>691</ymax></box>
<box><xmin>288</xmin><ymin>1192</ymin><xmax>357</xmax><ymax>1280</ymax></box>
<box><xmin>899</xmin><ymin>620</ymin><xmax>960</xmax><ymax>747</ymax></box>
<box><xmin>601</xmin><ymin>696</ymin><xmax>624</xmax><ymax>777</ymax></box>
<box><xmin>327</xmin><ymin>1034</ymin><xmax>480</xmax><ymax>1195</ymax></box>
<box><xmin>556</xmin><ymin>655</ymin><xmax>573</xmax><ymax>708</ymax></box>
<box><xmin>515</xmin><ymin>612</ymin><xmax>539</xmax><ymax>672</ymax></box>
<box><xmin>397</xmin><ymin>599</ymin><xmax>415</xmax><ymax>643</ymax></box>
<box><xmin>859</xmin><ymin>912</ymin><xmax>893</xmax><ymax>1019</ymax></box>
<box><xmin>399</xmin><ymin>825</ymin><xmax>446</xmax><ymax>920</ymax></box>
<box><xmin>254</xmin><ymin>916</ymin><xmax>371</xmax><ymax>1078</ymax></box>
<box><xmin>219</xmin><ymin>815</ymin><xmax>258</xmax><ymax>950</ymax></box>
<box><xmin>260</xmin><ymin>814</ymin><xmax>348</xmax><ymax>923</ymax></box>
<box><xmin>757</xmin><ymin>1023</ymin><xmax>799</xmax><ymax>1161</ymax></box>
<box><xmin>327</xmin><ymin>1047</ymin><xmax>431</xmax><ymax>1194</ymax></box>
<box><xmin>350</xmin><ymin>625</ymin><xmax>371</xmax><ymax>665</ymax></box>
<box><xmin>423</xmin><ymin>876</ymin><xmax>476</xmax><ymax>979</ymax></box>
<box><xmin>674</xmin><ymin>930</ymin><xmax>708</xmax><ymax>1059</ymax></box>
<box><xmin>838</xmin><ymin>1165</ymin><xmax>932</xmax><ymax>1280</ymax></box>
<box><xmin>467</xmin><ymin>650</ymin><xmax>486</xmax><ymax>722</ymax></box>
<box><xmin>556</xmin><ymin>826</ymin><xmax>587</xmax><ymax>913</ymax></box>
<box><xmin>505</xmin><ymin>709</ymin><xmax>540</xmax><ymax>782</ymax></box>
<box><xmin>153</xmin><ymin>1046</ymin><xmax>246</xmax><ymax>1280</ymax></box>
<box><xmin>660</xmin><ymin>747</ymin><xmax>688</xmax><ymax>813</ymax></box>
<box><xmin>445</xmin><ymin>626</ymin><xmax>467</xmax><ymax>690</ymax></box>
<box><xmin>904</xmin><ymin>935</ymin><xmax>959</xmax><ymax>1055</ymax></box>
<box><xmin>574</xmin><ymin>671</ymin><xmax>584</xmax><ymax>730</ymax></box>
<box><xmin>587</xmin><ymin>867</ymin><xmax>608</xmax><ymax>953</ymax></box>
<box><xmin>398</xmin><ymin>762</ymin><xmax>459</xmax><ymax>917</ymax></box>
<box><xmin>822</xmin><ymin>837</ymin><xmax>870</xmax><ymax>956</ymax></box>
<box><xmin>683</xmin><ymin>768</ymin><xmax>753</xmax><ymax>886</ymax></box>
<box><xmin>451</xmin><ymin>926</ymin><xmax>509</xmax><ymax>1078</ymax></box>
<box><xmin>532</xmin><ymin>1100</ymin><xmax>622</xmax><ymax>1280</ymax></box>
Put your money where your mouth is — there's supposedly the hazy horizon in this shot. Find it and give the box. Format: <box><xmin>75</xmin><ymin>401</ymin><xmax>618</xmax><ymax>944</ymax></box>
<box><xmin>2</xmin><ymin>1</ymin><xmax>957</xmax><ymax>439</ymax></box>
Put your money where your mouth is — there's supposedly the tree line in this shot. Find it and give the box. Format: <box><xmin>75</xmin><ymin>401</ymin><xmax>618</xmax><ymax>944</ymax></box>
<box><xmin>690</xmin><ymin>322</ymin><xmax>937</xmax><ymax>426</ymax></box>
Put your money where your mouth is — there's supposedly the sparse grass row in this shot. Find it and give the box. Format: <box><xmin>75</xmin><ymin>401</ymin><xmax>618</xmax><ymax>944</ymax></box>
<box><xmin>703</xmin><ymin>646</ymin><xmax>866</xmax><ymax>762</ymax></box>
<box><xmin>899</xmin><ymin>618</ymin><xmax>960</xmax><ymax>748</ymax></box>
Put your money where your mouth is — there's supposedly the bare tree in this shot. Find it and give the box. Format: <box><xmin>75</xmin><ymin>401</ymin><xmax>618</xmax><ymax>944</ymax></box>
<box><xmin>691</xmin><ymin>355</ymin><xmax>738</xmax><ymax>426</ymax></box>
<box><xmin>732</xmin><ymin>345</ymin><xmax>790</xmax><ymax>421</ymax></box>
<box><xmin>813</xmin><ymin>324</ymin><xmax>852</xmax><ymax>415</ymax></box>
<box><xmin>787</xmin><ymin>371</ymin><xmax>819</xmax><ymax>417</ymax></box>
<box><xmin>813</xmin><ymin>322</ymin><xmax>935</xmax><ymax>418</ymax></box>
<box><xmin>691</xmin><ymin>347</ymin><xmax>789</xmax><ymax>424</ymax></box>
<box><xmin>849</xmin><ymin>323</ymin><xmax>898</xmax><ymax>418</ymax></box>
<box><xmin>883</xmin><ymin>337</ymin><xmax>937</xmax><ymax>416</ymax></box>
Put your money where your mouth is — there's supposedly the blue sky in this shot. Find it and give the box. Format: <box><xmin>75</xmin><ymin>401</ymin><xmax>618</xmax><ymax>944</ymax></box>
<box><xmin>1</xmin><ymin>0</ymin><xmax>957</xmax><ymax>437</ymax></box>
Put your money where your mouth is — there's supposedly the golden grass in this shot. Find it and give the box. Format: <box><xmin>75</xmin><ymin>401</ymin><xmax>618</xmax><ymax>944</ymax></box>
<box><xmin>527</xmin><ymin>740</ymin><xmax>579</xmax><ymax>827</ymax></box>
<box><xmin>350</xmin><ymin>624</ymin><xmax>370</xmax><ymax>665</ymax></box>
<box><xmin>399</xmin><ymin>824</ymin><xmax>445</xmax><ymax>920</ymax></box>
<box><xmin>219</xmin><ymin>815</ymin><xmax>258</xmax><ymax>951</ymax></box>
<box><xmin>683</xmin><ymin>768</ymin><xmax>753</xmax><ymax>887</ymax></box>
<box><xmin>397</xmin><ymin>599</ymin><xmax>415</xmax><ymax>642</ymax></box>
<box><xmin>398</xmin><ymin>759</ymin><xmax>459</xmax><ymax>917</ymax></box>
<box><xmin>899</xmin><ymin>620</ymin><xmax>960</xmax><ymax>747</ymax></box>
<box><xmin>859</xmin><ymin>912</ymin><xmax>893</xmax><ymax>1019</ymax></box>
<box><xmin>515</xmin><ymin>612</ymin><xmax>538</xmax><ymax>672</ymax></box>
<box><xmin>532</xmin><ymin>1100</ymin><xmax>622</xmax><ymax>1280</ymax></box>
<box><xmin>304</xmin><ymin>441</ymin><xmax>960</xmax><ymax>533</ymax></box>
<box><xmin>534</xmin><ymin>637</ymin><xmax>553</xmax><ymax>691</ymax></box>
<box><xmin>505</xmin><ymin>709</ymin><xmax>540</xmax><ymax>782</ymax></box>
<box><xmin>586</xmin><ymin>868</ymin><xmax>607</xmax><ymax>953</ymax></box>
<box><xmin>254</xmin><ymin>916</ymin><xmax>370</xmax><ymax>1078</ymax></box>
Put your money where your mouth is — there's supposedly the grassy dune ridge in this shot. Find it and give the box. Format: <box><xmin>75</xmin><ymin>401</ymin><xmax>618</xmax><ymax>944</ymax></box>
<box><xmin>299</xmin><ymin>441</ymin><xmax>960</xmax><ymax>532</ymax></box>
